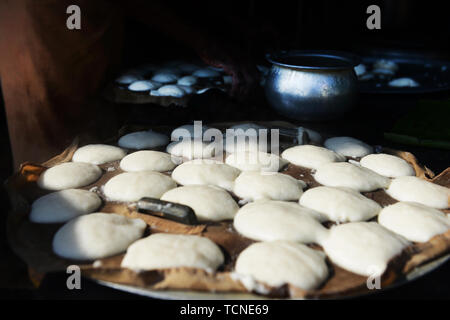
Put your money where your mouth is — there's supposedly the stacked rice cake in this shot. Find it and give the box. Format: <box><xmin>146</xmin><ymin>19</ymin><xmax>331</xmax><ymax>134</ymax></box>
<box><xmin>9</xmin><ymin>123</ymin><xmax>450</xmax><ymax>299</ymax></box>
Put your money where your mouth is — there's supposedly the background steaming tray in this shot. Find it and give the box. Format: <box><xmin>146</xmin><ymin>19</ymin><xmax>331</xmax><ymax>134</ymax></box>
<box><xmin>5</xmin><ymin>121</ymin><xmax>450</xmax><ymax>299</ymax></box>
<box><xmin>358</xmin><ymin>50</ymin><xmax>450</xmax><ymax>94</ymax></box>
<box><xmin>103</xmin><ymin>63</ymin><xmax>231</xmax><ymax>106</ymax></box>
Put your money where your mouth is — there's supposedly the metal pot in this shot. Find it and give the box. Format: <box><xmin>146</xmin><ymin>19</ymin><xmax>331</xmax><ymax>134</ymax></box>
<box><xmin>265</xmin><ymin>50</ymin><xmax>360</xmax><ymax>121</ymax></box>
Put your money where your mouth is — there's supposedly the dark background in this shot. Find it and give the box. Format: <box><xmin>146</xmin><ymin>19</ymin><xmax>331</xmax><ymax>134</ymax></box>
<box><xmin>120</xmin><ymin>0</ymin><xmax>450</xmax><ymax>67</ymax></box>
<box><xmin>1</xmin><ymin>0</ymin><xmax>449</xmax><ymax>300</ymax></box>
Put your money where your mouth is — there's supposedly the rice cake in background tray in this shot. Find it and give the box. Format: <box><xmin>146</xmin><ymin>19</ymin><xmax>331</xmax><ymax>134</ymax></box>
<box><xmin>355</xmin><ymin>50</ymin><xmax>450</xmax><ymax>94</ymax></box>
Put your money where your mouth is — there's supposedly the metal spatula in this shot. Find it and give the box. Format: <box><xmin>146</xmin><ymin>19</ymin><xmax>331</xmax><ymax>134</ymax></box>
<box><xmin>136</xmin><ymin>197</ymin><xmax>198</xmax><ymax>225</ymax></box>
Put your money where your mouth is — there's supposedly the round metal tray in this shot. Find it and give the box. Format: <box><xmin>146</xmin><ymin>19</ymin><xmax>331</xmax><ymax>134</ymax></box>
<box><xmin>93</xmin><ymin>254</ymin><xmax>449</xmax><ymax>300</ymax></box>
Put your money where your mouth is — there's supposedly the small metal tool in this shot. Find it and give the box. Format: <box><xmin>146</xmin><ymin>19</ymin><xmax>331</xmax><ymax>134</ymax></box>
<box><xmin>278</xmin><ymin>127</ymin><xmax>310</xmax><ymax>144</ymax></box>
<box><xmin>136</xmin><ymin>197</ymin><xmax>198</xmax><ymax>225</ymax></box>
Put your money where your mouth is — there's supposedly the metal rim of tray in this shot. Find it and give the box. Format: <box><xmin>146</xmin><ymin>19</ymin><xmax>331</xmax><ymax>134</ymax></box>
<box><xmin>93</xmin><ymin>254</ymin><xmax>449</xmax><ymax>300</ymax></box>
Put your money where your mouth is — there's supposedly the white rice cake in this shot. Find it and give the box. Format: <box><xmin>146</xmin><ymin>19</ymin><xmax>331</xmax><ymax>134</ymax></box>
<box><xmin>386</xmin><ymin>176</ymin><xmax>450</xmax><ymax>209</ymax></box>
<box><xmin>38</xmin><ymin>162</ymin><xmax>102</xmax><ymax>190</ymax></box>
<box><xmin>233</xmin><ymin>171</ymin><xmax>305</xmax><ymax>201</ymax></box>
<box><xmin>281</xmin><ymin>145</ymin><xmax>346</xmax><ymax>170</ymax></box>
<box><xmin>360</xmin><ymin>153</ymin><xmax>415</xmax><ymax>177</ymax></box>
<box><xmin>72</xmin><ymin>144</ymin><xmax>126</xmax><ymax>165</ymax></box>
<box><xmin>121</xmin><ymin>233</ymin><xmax>224</xmax><ymax>272</ymax></box>
<box><xmin>324</xmin><ymin>137</ymin><xmax>373</xmax><ymax>158</ymax></box>
<box><xmin>171</xmin><ymin>159</ymin><xmax>240</xmax><ymax>191</ymax></box>
<box><xmin>314</xmin><ymin>162</ymin><xmax>391</xmax><ymax>192</ymax></box>
<box><xmin>388</xmin><ymin>78</ymin><xmax>419</xmax><ymax>87</ymax></box>
<box><xmin>151</xmin><ymin>85</ymin><xmax>186</xmax><ymax>97</ymax></box>
<box><xmin>235</xmin><ymin>241</ymin><xmax>328</xmax><ymax>291</ymax></box>
<box><xmin>322</xmin><ymin>222</ymin><xmax>410</xmax><ymax>276</ymax></box>
<box><xmin>30</xmin><ymin>189</ymin><xmax>102</xmax><ymax>223</ymax></box>
<box><xmin>128</xmin><ymin>80</ymin><xmax>160</xmax><ymax>91</ymax></box>
<box><xmin>103</xmin><ymin>171</ymin><xmax>176</xmax><ymax>202</ymax></box>
<box><xmin>299</xmin><ymin>186</ymin><xmax>381</xmax><ymax>222</ymax></box>
<box><xmin>118</xmin><ymin>131</ymin><xmax>169</xmax><ymax>150</ymax></box>
<box><xmin>192</xmin><ymin>68</ymin><xmax>221</xmax><ymax>78</ymax></box>
<box><xmin>177</xmin><ymin>76</ymin><xmax>198</xmax><ymax>86</ymax></box>
<box><xmin>161</xmin><ymin>185</ymin><xmax>239</xmax><ymax>222</ymax></box>
<box><xmin>233</xmin><ymin>200</ymin><xmax>328</xmax><ymax>243</ymax></box>
<box><xmin>151</xmin><ymin>73</ymin><xmax>178</xmax><ymax>84</ymax></box>
<box><xmin>120</xmin><ymin>151</ymin><xmax>176</xmax><ymax>172</ymax></box>
<box><xmin>52</xmin><ymin>213</ymin><xmax>146</xmax><ymax>260</ymax></box>
<box><xmin>378</xmin><ymin>202</ymin><xmax>450</xmax><ymax>242</ymax></box>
